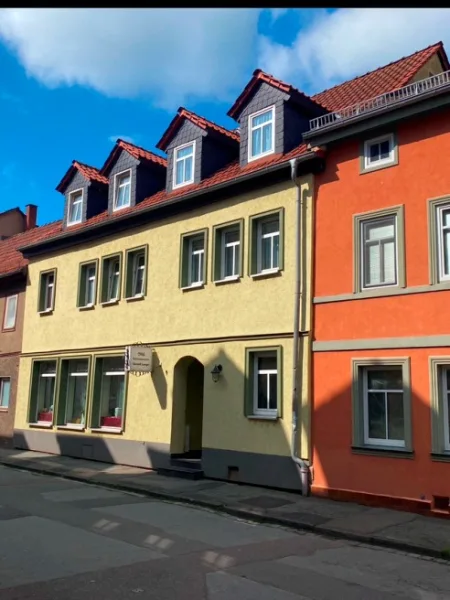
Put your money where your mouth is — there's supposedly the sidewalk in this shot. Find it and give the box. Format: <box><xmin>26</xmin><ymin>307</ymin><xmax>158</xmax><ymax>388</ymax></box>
<box><xmin>0</xmin><ymin>447</ymin><xmax>449</xmax><ymax>560</ymax></box>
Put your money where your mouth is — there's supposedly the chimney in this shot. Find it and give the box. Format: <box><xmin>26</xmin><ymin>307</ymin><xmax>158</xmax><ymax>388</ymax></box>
<box><xmin>25</xmin><ymin>204</ymin><xmax>37</xmax><ymax>230</ymax></box>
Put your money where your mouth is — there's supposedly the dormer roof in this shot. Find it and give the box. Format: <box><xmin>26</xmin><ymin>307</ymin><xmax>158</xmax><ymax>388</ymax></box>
<box><xmin>157</xmin><ymin>107</ymin><xmax>240</xmax><ymax>152</ymax></box>
<box><xmin>101</xmin><ymin>139</ymin><xmax>167</xmax><ymax>177</ymax></box>
<box><xmin>56</xmin><ymin>160</ymin><xmax>108</xmax><ymax>194</ymax></box>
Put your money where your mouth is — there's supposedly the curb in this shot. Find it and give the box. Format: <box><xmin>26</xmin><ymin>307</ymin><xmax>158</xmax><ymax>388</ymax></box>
<box><xmin>1</xmin><ymin>457</ymin><xmax>447</xmax><ymax>562</ymax></box>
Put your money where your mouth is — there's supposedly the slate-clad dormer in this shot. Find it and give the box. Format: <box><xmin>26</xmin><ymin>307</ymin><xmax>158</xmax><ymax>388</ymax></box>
<box><xmin>101</xmin><ymin>139</ymin><xmax>167</xmax><ymax>215</ymax></box>
<box><xmin>156</xmin><ymin>108</ymin><xmax>239</xmax><ymax>194</ymax></box>
<box><xmin>227</xmin><ymin>69</ymin><xmax>327</xmax><ymax>167</ymax></box>
<box><xmin>57</xmin><ymin>161</ymin><xmax>109</xmax><ymax>229</ymax></box>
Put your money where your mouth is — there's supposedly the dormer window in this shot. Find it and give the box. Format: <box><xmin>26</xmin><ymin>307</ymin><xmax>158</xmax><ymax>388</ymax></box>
<box><xmin>173</xmin><ymin>142</ymin><xmax>195</xmax><ymax>189</ymax></box>
<box><xmin>113</xmin><ymin>170</ymin><xmax>131</xmax><ymax>211</ymax></box>
<box><xmin>67</xmin><ymin>190</ymin><xmax>83</xmax><ymax>226</ymax></box>
<box><xmin>248</xmin><ymin>106</ymin><xmax>275</xmax><ymax>161</ymax></box>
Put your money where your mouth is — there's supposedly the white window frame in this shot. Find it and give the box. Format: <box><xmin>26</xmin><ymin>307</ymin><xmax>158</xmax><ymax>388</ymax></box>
<box><xmin>257</xmin><ymin>216</ymin><xmax>280</xmax><ymax>274</ymax></box>
<box><xmin>173</xmin><ymin>141</ymin><xmax>195</xmax><ymax>189</ymax></box>
<box><xmin>84</xmin><ymin>264</ymin><xmax>97</xmax><ymax>307</ymax></box>
<box><xmin>220</xmin><ymin>227</ymin><xmax>240</xmax><ymax>280</ymax></box>
<box><xmin>436</xmin><ymin>204</ymin><xmax>450</xmax><ymax>282</ymax></box>
<box><xmin>107</xmin><ymin>258</ymin><xmax>120</xmax><ymax>302</ymax></box>
<box><xmin>362</xmin><ymin>367</ymin><xmax>405</xmax><ymax>448</ymax></box>
<box><xmin>65</xmin><ymin>360</ymin><xmax>89</xmax><ymax>427</ymax></box>
<box><xmin>132</xmin><ymin>251</ymin><xmax>146</xmax><ymax>297</ymax></box>
<box><xmin>67</xmin><ymin>189</ymin><xmax>83</xmax><ymax>226</ymax></box>
<box><xmin>41</xmin><ymin>272</ymin><xmax>55</xmax><ymax>312</ymax></box>
<box><xmin>253</xmin><ymin>352</ymin><xmax>278</xmax><ymax>418</ymax></box>
<box><xmin>360</xmin><ymin>215</ymin><xmax>398</xmax><ymax>290</ymax></box>
<box><xmin>113</xmin><ymin>169</ymin><xmax>132</xmax><ymax>212</ymax></box>
<box><xmin>3</xmin><ymin>294</ymin><xmax>18</xmax><ymax>330</ymax></box>
<box><xmin>248</xmin><ymin>105</ymin><xmax>275</xmax><ymax>162</ymax></box>
<box><xmin>0</xmin><ymin>378</ymin><xmax>10</xmax><ymax>409</ymax></box>
<box><xmin>363</xmin><ymin>133</ymin><xmax>395</xmax><ymax>170</ymax></box>
<box><xmin>441</xmin><ymin>366</ymin><xmax>450</xmax><ymax>452</ymax></box>
<box><xmin>188</xmin><ymin>235</ymin><xmax>204</xmax><ymax>287</ymax></box>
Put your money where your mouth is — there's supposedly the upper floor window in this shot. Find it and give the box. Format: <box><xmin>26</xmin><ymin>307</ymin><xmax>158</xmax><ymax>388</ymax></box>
<box><xmin>213</xmin><ymin>221</ymin><xmax>243</xmax><ymax>283</ymax></box>
<box><xmin>436</xmin><ymin>204</ymin><xmax>450</xmax><ymax>282</ymax></box>
<box><xmin>67</xmin><ymin>190</ymin><xmax>83</xmax><ymax>226</ymax></box>
<box><xmin>101</xmin><ymin>254</ymin><xmax>122</xmax><ymax>303</ymax></box>
<box><xmin>249</xmin><ymin>209</ymin><xmax>284</xmax><ymax>277</ymax></box>
<box><xmin>362</xmin><ymin>133</ymin><xmax>397</xmax><ymax>173</ymax></box>
<box><xmin>180</xmin><ymin>230</ymin><xmax>207</xmax><ymax>289</ymax></box>
<box><xmin>114</xmin><ymin>170</ymin><xmax>131</xmax><ymax>211</ymax></box>
<box><xmin>78</xmin><ymin>261</ymin><xmax>98</xmax><ymax>308</ymax></box>
<box><xmin>173</xmin><ymin>142</ymin><xmax>195</xmax><ymax>188</ymax></box>
<box><xmin>248</xmin><ymin>106</ymin><xmax>275</xmax><ymax>161</ymax></box>
<box><xmin>3</xmin><ymin>294</ymin><xmax>18</xmax><ymax>330</ymax></box>
<box><xmin>361</xmin><ymin>216</ymin><xmax>397</xmax><ymax>288</ymax></box>
<box><xmin>125</xmin><ymin>246</ymin><xmax>148</xmax><ymax>299</ymax></box>
<box><xmin>38</xmin><ymin>270</ymin><xmax>56</xmax><ymax>313</ymax></box>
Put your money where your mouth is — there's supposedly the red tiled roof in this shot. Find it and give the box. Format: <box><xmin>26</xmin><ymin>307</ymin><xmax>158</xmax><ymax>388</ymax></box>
<box><xmin>313</xmin><ymin>42</ymin><xmax>448</xmax><ymax>112</ymax></box>
<box><xmin>228</xmin><ymin>69</ymin><xmax>326</xmax><ymax>120</ymax></box>
<box><xmin>157</xmin><ymin>107</ymin><xmax>239</xmax><ymax>151</ymax></box>
<box><xmin>0</xmin><ymin>221</ymin><xmax>62</xmax><ymax>277</ymax></box>
<box><xmin>56</xmin><ymin>160</ymin><xmax>108</xmax><ymax>193</ymax></box>
<box><xmin>101</xmin><ymin>139</ymin><xmax>166</xmax><ymax>176</ymax></box>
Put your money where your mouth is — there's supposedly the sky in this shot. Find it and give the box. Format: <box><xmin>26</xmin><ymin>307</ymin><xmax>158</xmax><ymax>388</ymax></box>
<box><xmin>1</xmin><ymin>8</ymin><xmax>450</xmax><ymax>225</ymax></box>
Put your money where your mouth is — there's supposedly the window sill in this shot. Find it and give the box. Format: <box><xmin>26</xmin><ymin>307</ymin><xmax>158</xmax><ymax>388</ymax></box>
<box><xmin>250</xmin><ymin>269</ymin><xmax>281</xmax><ymax>280</ymax></box>
<box><xmin>56</xmin><ymin>424</ymin><xmax>85</xmax><ymax>432</ymax></box>
<box><xmin>30</xmin><ymin>422</ymin><xmax>53</xmax><ymax>429</ymax></box>
<box><xmin>0</xmin><ymin>408</ymin><xmax>9</xmax><ymax>413</ymax></box>
<box><xmin>181</xmin><ymin>283</ymin><xmax>205</xmax><ymax>292</ymax></box>
<box><xmin>125</xmin><ymin>294</ymin><xmax>145</xmax><ymax>303</ymax></box>
<box><xmin>247</xmin><ymin>414</ymin><xmax>279</xmax><ymax>421</ymax></box>
<box><xmin>247</xmin><ymin>150</ymin><xmax>275</xmax><ymax>164</ymax></box>
<box><xmin>214</xmin><ymin>276</ymin><xmax>240</xmax><ymax>286</ymax></box>
<box><xmin>79</xmin><ymin>304</ymin><xmax>95</xmax><ymax>311</ymax></box>
<box><xmin>38</xmin><ymin>308</ymin><xmax>54</xmax><ymax>316</ymax></box>
<box><xmin>431</xmin><ymin>452</ymin><xmax>450</xmax><ymax>463</ymax></box>
<box><xmin>360</xmin><ymin>160</ymin><xmax>397</xmax><ymax>175</ymax></box>
<box><xmin>90</xmin><ymin>427</ymin><xmax>123</xmax><ymax>435</ymax></box>
<box><xmin>101</xmin><ymin>299</ymin><xmax>119</xmax><ymax>307</ymax></box>
<box><xmin>352</xmin><ymin>445</ymin><xmax>414</xmax><ymax>459</ymax></box>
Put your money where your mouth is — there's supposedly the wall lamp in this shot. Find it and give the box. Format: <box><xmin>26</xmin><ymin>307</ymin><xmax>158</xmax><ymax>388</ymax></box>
<box><xmin>211</xmin><ymin>364</ymin><xmax>223</xmax><ymax>383</ymax></box>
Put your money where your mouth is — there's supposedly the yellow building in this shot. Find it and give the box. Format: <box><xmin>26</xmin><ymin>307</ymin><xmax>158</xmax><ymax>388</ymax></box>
<box><xmin>14</xmin><ymin>72</ymin><xmax>325</xmax><ymax>492</ymax></box>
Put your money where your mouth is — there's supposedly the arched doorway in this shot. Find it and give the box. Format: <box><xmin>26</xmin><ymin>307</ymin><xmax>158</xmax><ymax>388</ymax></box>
<box><xmin>170</xmin><ymin>356</ymin><xmax>204</xmax><ymax>458</ymax></box>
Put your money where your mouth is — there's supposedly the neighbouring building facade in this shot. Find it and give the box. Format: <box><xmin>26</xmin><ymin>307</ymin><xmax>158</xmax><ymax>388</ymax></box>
<box><xmin>0</xmin><ymin>205</ymin><xmax>57</xmax><ymax>446</ymax></box>
<box><xmin>309</xmin><ymin>42</ymin><xmax>450</xmax><ymax>511</ymax></box>
<box><xmin>12</xmin><ymin>80</ymin><xmax>326</xmax><ymax>491</ymax></box>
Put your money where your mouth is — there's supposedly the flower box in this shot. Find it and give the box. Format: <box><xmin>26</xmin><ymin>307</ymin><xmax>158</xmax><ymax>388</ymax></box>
<box><xmin>38</xmin><ymin>412</ymin><xmax>53</xmax><ymax>422</ymax></box>
<box><xmin>101</xmin><ymin>416</ymin><xmax>122</xmax><ymax>428</ymax></box>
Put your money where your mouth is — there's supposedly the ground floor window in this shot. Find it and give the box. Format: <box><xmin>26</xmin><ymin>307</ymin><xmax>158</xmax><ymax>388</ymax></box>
<box><xmin>29</xmin><ymin>360</ymin><xmax>57</xmax><ymax>424</ymax></box>
<box><xmin>57</xmin><ymin>359</ymin><xmax>90</xmax><ymax>427</ymax></box>
<box><xmin>244</xmin><ymin>346</ymin><xmax>282</xmax><ymax>419</ymax></box>
<box><xmin>0</xmin><ymin>378</ymin><xmax>10</xmax><ymax>408</ymax></box>
<box><xmin>430</xmin><ymin>359</ymin><xmax>450</xmax><ymax>455</ymax></box>
<box><xmin>352</xmin><ymin>358</ymin><xmax>412</xmax><ymax>452</ymax></box>
<box><xmin>92</xmin><ymin>356</ymin><xmax>126</xmax><ymax>429</ymax></box>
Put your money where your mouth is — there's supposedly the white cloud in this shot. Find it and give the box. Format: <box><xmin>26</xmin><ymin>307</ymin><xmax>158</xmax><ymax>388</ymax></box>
<box><xmin>108</xmin><ymin>134</ymin><xmax>135</xmax><ymax>144</ymax></box>
<box><xmin>0</xmin><ymin>8</ymin><xmax>261</xmax><ymax>110</ymax></box>
<box><xmin>258</xmin><ymin>9</ymin><xmax>450</xmax><ymax>94</ymax></box>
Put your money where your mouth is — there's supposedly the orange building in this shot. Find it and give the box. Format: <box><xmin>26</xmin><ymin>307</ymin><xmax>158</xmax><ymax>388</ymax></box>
<box><xmin>308</xmin><ymin>42</ymin><xmax>450</xmax><ymax>514</ymax></box>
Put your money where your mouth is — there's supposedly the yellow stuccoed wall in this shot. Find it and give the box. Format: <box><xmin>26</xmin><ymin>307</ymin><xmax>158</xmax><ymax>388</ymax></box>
<box><xmin>16</xmin><ymin>176</ymin><xmax>314</xmax><ymax>459</ymax></box>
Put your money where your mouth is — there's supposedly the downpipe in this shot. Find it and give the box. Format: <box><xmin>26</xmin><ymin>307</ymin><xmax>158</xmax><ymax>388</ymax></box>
<box><xmin>290</xmin><ymin>157</ymin><xmax>311</xmax><ymax>496</ymax></box>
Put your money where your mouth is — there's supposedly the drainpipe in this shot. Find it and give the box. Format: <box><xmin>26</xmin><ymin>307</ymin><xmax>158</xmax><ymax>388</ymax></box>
<box><xmin>290</xmin><ymin>157</ymin><xmax>311</xmax><ymax>496</ymax></box>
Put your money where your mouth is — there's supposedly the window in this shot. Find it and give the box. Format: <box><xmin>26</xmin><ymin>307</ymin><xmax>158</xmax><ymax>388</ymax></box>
<box><xmin>114</xmin><ymin>170</ymin><xmax>131</xmax><ymax>211</ymax></box>
<box><xmin>77</xmin><ymin>261</ymin><xmax>98</xmax><ymax>308</ymax></box>
<box><xmin>352</xmin><ymin>358</ymin><xmax>412</xmax><ymax>452</ymax></box>
<box><xmin>67</xmin><ymin>190</ymin><xmax>83</xmax><ymax>225</ymax></box>
<box><xmin>101</xmin><ymin>254</ymin><xmax>122</xmax><ymax>303</ymax></box>
<box><xmin>353</xmin><ymin>206</ymin><xmax>405</xmax><ymax>293</ymax></box>
<box><xmin>429</xmin><ymin>359</ymin><xmax>450</xmax><ymax>456</ymax></box>
<box><xmin>3</xmin><ymin>295</ymin><xmax>18</xmax><ymax>330</ymax></box>
<box><xmin>38</xmin><ymin>270</ymin><xmax>56</xmax><ymax>313</ymax></box>
<box><xmin>173</xmin><ymin>142</ymin><xmax>195</xmax><ymax>188</ymax></box>
<box><xmin>249</xmin><ymin>209</ymin><xmax>284</xmax><ymax>276</ymax></box>
<box><xmin>245</xmin><ymin>347</ymin><xmax>282</xmax><ymax>419</ymax></box>
<box><xmin>91</xmin><ymin>356</ymin><xmax>126</xmax><ymax>430</ymax></box>
<box><xmin>429</xmin><ymin>201</ymin><xmax>450</xmax><ymax>284</ymax></box>
<box><xmin>0</xmin><ymin>378</ymin><xmax>10</xmax><ymax>409</ymax></box>
<box><xmin>57</xmin><ymin>359</ymin><xmax>89</xmax><ymax>427</ymax></box>
<box><xmin>125</xmin><ymin>246</ymin><xmax>148</xmax><ymax>299</ymax></box>
<box><xmin>29</xmin><ymin>360</ymin><xmax>57</xmax><ymax>424</ymax></box>
<box><xmin>361</xmin><ymin>133</ymin><xmax>397</xmax><ymax>173</ymax></box>
<box><xmin>212</xmin><ymin>221</ymin><xmax>243</xmax><ymax>282</ymax></box>
<box><xmin>248</xmin><ymin>106</ymin><xmax>275</xmax><ymax>161</ymax></box>
<box><xmin>179</xmin><ymin>231</ymin><xmax>207</xmax><ymax>289</ymax></box>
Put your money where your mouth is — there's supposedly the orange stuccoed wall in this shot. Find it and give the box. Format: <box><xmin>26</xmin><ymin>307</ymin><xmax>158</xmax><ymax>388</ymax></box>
<box><xmin>312</xmin><ymin>109</ymin><xmax>450</xmax><ymax>506</ymax></box>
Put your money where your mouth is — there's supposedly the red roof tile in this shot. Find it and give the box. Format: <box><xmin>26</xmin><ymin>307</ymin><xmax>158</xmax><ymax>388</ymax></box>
<box><xmin>101</xmin><ymin>139</ymin><xmax>166</xmax><ymax>177</ymax></box>
<box><xmin>228</xmin><ymin>69</ymin><xmax>326</xmax><ymax>120</ymax></box>
<box><xmin>0</xmin><ymin>221</ymin><xmax>62</xmax><ymax>277</ymax></box>
<box><xmin>313</xmin><ymin>42</ymin><xmax>448</xmax><ymax>112</ymax></box>
<box><xmin>157</xmin><ymin>107</ymin><xmax>239</xmax><ymax>151</ymax></box>
<box><xmin>56</xmin><ymin>160</ymin><xmax>108</xmax><ymax>193</ymax></box>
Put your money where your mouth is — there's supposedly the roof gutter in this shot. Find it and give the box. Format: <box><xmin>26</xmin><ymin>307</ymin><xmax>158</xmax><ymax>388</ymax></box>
<box><xmin>20</xmin><ymin>151</ymin><xmax>320</xmax><ymax>256</ymax></box>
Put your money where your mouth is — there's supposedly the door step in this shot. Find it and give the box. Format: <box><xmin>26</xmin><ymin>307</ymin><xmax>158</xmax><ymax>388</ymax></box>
<box><xmin>157</xmin><ymin>465</ymin><xmax>204</xmax><ymax>480</ymax></box>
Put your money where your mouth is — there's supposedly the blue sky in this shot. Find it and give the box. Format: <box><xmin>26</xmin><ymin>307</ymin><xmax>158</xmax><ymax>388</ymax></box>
<box><xmin>0</xmin><ymin>8</ymin><xmax>449</xmax><ymax>225</ymax></box>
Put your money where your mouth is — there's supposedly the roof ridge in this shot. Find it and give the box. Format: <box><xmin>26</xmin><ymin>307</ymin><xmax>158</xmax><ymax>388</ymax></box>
<box><xmin>180</xmin><ymin>107</ymin><xmax>240</xmax><ymax>140</ymax></box>
<box><xmin>118</xmin><ymin>139</ymin><xmax>166</xmax><ymax>161</ymax></box>
<box><xmin>0</xmin><ymin>218</ymin><xmax>62</xmax><ymax>246</ymax></box>
<box><xmin>313</xmin><ymin>41</ymin><xmax>443</xmax><ymax>100</ymax></box>
<box><xmin>73</xmin><ymin>159</ymin><xmax>102</xmax><ymax>172</ymax></box>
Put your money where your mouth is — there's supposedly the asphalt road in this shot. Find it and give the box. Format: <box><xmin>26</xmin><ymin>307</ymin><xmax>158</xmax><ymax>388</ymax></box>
<box><xmin>0</xmin><ymin>465</ymin><xmax>449</xmax><ymax>599</ymax></box>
